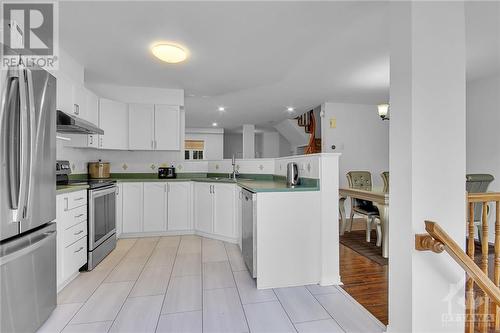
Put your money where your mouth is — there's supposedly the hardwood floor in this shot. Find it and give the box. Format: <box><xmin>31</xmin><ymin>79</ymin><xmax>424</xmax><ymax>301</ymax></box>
<box><xmin>339</xmin><ymin>244</ymin><xmax>388</xmax><ymax>325</ymax></box>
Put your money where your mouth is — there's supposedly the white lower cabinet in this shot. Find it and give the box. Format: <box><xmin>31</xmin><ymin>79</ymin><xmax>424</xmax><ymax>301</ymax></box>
<box><xmin>117</xmin><ymin>181</ymin><xmax>237</xmax><ymax>241</ymax></box>
<box><xmin>194</xmin><ymin>182</ymin><xmax>237</xmax><ymax>240</ymax></box>
<box><xmin>56</xmin><ymin>190</ymin><xmax>88</xmax><ymax>291</ymax></box>
<box><xmin>167</xmin><ymin>182</ymin><xmax>192</xmax><ymax>231</ymax></box>
<box><xmin>121</xmin><ymin>181</ymin><xmax>192</xmax><ymax>235</ymax></box>
<box><xmin>122</xmin><ymin>183</ymin><xmax>144</xmax><ymax>233</ymax></box>
<box><xmin>213</xmin><ymin>184</ymin><xmax>237</xmax><ymax>239</ymax></box>
<box><xmin>143</xmin><ymin>183</ymin><xmax>167</xmax><ymax>232</ymax></box>
<box><xmin>194</xmin><ymin>183</ymin><xmax>213</xmax><ymax>233</ymax></box>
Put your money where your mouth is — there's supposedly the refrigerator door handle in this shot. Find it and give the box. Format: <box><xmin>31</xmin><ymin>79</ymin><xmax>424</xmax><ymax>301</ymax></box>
<box><xmin>15</xmin><ymin>68</ymin><xmax>30</xmax><ymax>222</ymax></box>
<box><xmin>1</xmin><ymin>71</ymin><xmax>19</xmax><ymax>215</ymax></box>
<box><xmin>23</xmin><ymin>68</ymin><xmax>36</xmax><ymax>220</ymax></box>
<box><xmin>0</xmin><ymin>230</ymin><xmax>55</xmax><ymax>266</ymax></box>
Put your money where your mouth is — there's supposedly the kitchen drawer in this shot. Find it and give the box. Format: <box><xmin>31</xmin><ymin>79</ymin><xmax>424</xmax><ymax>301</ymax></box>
<box><xmin>66</xmin><ymin>190</ymin><xmax>87</xmax><ymax>210</ymax></box>
<box><xmin>63</xmin><ymin>220</ymin><xmax>87</xmax><ymax>247</ymax></box>
<box><xmin>63</xmin><ymin>236</ymin><xmax>87</xmax><ymax>279</ymax></box>
<box><xmin>62</xmin><ymin>205</ymin><xmax>87</xmax><ymax>229</ymax></box>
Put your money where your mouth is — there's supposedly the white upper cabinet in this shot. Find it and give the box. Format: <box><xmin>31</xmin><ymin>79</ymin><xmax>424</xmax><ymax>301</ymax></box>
<box><xmin>72</xmin><ymin>84</ymin><xmax>86</xmax><ymax>118</ymax></box>
<box><xmin>213</xmin><ymin>183</ymin><xmax>236</xmax><ymax>239</ymax></box>
<box><xmin>56</xmin><ymin>73</ymin><xmax>73</xmax><ymax>114</ymax></box>
<box><xmin>129</xmin><ymin>103</ymin><xmax>155</xmax><ymax>150</ymax></box>
<box><xmin>155</xmin><ymin>105</ymin><xmax>180</xmax><ymax>150</ymax></box>
<box><xmin>85</xmin><ymin>89</ymin><xmax>99</xmax><ymax>126</ymax></box>
<box><xmin>168</xmin><ymin>182</ymin><xmax>191</xmax><ymax>231</ymax></box>
<box><xmin>127</xmin><ymin>104</ymin><xmax>180</xmax><ymax>151</ymax></box>
<box><xmin>143</xmin><ymin>183</ymin><xmax>167</xmax><ymax>232</ymax></box>
<box><xmin>99</xmin><ymin>98</ymin><xmax>128</xmax><ymax>150</ymax></box>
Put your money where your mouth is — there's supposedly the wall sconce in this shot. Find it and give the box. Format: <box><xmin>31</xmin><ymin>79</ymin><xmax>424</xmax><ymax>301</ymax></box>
<box><xmin>378</xmin><ymin>103</ymin><xmax>390</xmax><ymax>121</ymax></box>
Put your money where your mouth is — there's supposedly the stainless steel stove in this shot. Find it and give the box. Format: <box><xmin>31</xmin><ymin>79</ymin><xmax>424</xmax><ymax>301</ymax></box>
<box><xmin>56</xmin><ymin>161</ymin><xmax>117</xmax><ymax>270</ymax></box>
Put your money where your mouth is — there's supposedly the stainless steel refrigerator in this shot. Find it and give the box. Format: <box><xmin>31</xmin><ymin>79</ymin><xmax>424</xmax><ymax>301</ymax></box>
<box><xmin>0</xmin><ymin>65</ymin><xmax>57</xmax><ymax>333</ymax></box>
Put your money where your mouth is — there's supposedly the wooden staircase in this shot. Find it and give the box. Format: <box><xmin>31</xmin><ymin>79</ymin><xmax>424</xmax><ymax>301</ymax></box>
<box><xmin>295</xmin><ymin>110</ymin><xmax>321</xmax><ymax>154</ymax></box>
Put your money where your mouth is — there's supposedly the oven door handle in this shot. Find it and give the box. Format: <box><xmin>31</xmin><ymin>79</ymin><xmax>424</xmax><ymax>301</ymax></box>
<box><xmin>89</xmin><ymin>186</ymin><xmax>117</xmax><ymax>199</ymax></box>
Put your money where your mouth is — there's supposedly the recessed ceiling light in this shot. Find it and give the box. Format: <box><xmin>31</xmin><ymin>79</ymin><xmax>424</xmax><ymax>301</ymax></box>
<box><xmin>151</xmin><ymin>42</ymin><xmax>188</xmax><ymax>63</ymax></box>
<box><xmin>212</xmin><ymin>122</ymin><xmax>218</xmax><ymax>127</ymax></box>
<box><xmin>218</xmin><ymin>106</ymin><xmax>225</xmax><ymax>112</ymax></box>
<box><xmin>287</xmin><ymin>107</ymin><xmax>295</xmax><ymax>112</ymax></box>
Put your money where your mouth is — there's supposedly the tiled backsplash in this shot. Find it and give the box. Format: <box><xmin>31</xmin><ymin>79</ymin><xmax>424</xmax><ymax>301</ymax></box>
<box><xmin>58</xmin><ymin>142</ymin><xmax>323</xmax><ymax>178</ymax></box>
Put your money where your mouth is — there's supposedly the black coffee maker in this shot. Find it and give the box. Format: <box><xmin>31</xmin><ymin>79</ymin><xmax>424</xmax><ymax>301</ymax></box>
<box><xmin>158</xmin><ymin>166</ymin><xmax>176</xmax><ymax>179</ymax></box>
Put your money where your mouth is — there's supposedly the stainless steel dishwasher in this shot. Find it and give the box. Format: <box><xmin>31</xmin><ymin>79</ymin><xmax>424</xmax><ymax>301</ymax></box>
<box><xmin>242</xmin><ymin>189</ymin><xmax>256</xmax><ymax>278</ymax></box>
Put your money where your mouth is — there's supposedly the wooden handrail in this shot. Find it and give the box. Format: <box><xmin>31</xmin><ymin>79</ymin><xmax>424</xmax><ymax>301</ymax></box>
<box><xmin>468</xmin><ymin>192</ymin><xmax>500</xmax><ymax>203</ymax></box>
<box><xmin>417</xmin><ymin>221</ymin><xmax>500</xmax><ymax>305</ymax></box>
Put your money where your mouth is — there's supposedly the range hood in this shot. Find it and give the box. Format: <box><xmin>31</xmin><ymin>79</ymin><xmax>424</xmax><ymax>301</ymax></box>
<box><xmin>56</xmin><ymin>110</ymin><xmax>104</xmax><ymax>135</ymax></box>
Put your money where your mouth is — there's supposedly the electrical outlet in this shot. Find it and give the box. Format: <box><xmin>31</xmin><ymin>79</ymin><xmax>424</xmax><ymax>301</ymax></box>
<box><xmin>330</xmin><ymin>118</ymin><xmax>336</xmax><ymax>128</ymax></box>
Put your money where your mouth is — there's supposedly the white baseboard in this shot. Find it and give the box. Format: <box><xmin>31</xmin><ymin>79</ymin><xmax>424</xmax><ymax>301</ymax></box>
<box><xmin>118</xmin><ymin>229</ymin><xmax>238</xmax><ymax>244</ymax></box>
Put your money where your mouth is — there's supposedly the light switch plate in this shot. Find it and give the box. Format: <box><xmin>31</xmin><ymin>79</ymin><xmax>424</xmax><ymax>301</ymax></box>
<box><xmin>330</xmin><ymin>118</ymin><xmax>336</xmax><ymax>128</ymax></box>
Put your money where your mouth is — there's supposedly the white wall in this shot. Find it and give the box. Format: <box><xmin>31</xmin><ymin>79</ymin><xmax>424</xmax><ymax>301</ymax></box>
<box><xmin>185</xmin><ymin>128</ymin><xmax>224</xmax><ymax>161</ymax></box>
<box><xmin>466</xmin><ymin>74</ymin><xmax>500</xmax><ymax>242</ymax></box>
<box><xmin>389</xmin><ymin>3</ymin><xmax>466</xmax><ymax>332</ymax></box>
<box><xmin>321</xmin><ymin>103</ymin><xmax>389</xmax><ymax>188</ymax></box>
<box><xmin>224</xmin><ymin>133</ymin><xmax>243</xmax><ymax>159</ymax></box>
<box><xmin>226</xmin><ymin>131</ymin><xmax>292</xmax><ymax>159</ymax></box>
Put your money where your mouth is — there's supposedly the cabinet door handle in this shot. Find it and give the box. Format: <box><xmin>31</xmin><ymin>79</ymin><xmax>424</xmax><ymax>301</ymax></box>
<box><xmin>89</xmin><ymin>135</ymin><xmax>93</xmax><ymax>145</ymax></box>
<box><xmin>64</xmin><ymin>197</ymin><xmax>69</xmax><ymax>211</ymax></box>
<box><xmin>74</xmin><ymin>230</ymin><xmax>84</xmax><ymax>235</ymax></box>
<box><xmin>74</xmin><ymin>246</ymin><xmax>84</xmax><ymax>253</ymax></box>
<box><xmin>75</xmin><ymin>213</ymin><xmax>85</xmax><ymax>218</ymax></box>
<box><xmin>74</xmin><ymin>103</ymin><xmax>79</xmax><ymax>115</ymax></box>
<box><xmin>74</xmin><ymin>197</ymin><xmax>84</xmax><ymax>201</ymax></box>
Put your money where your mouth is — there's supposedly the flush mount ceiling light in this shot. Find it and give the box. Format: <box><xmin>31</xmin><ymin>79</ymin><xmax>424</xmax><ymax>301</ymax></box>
<box><xmin>151</xmin><ymin>42</ymin><xmax>188</xmax><ymax>63</ymax></box>
<box><xmin>218</xmin><ymin>106</ymin><xmax>225</xmax><ymax>112</ymax></box>
<box><xmin>212</xmin><ymin>122</ymin><xmax>218</xmax><ymax>127</ymax></box>
<box><xmin>378</xmin><ymin>103</ymin><xmax>390</xmax><ymax>121</ymax></box>
<box><xmin>287</xmin><ymin>107</ymin><xmax>295</xmax><ymax>112</ymax></box>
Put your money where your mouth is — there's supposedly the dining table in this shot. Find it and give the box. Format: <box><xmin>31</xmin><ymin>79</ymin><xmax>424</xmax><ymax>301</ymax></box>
<box><xmin>339</xmin><ymin>186</ymin><xmax>389</xmax><ymax>258</ymax></box>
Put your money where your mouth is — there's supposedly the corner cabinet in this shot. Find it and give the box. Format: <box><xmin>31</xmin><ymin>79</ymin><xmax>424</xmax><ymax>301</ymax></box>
<box><xmin>194</xmin><ymin>182</ymin><xmax>237</xmax><ymax>241</ymax></box>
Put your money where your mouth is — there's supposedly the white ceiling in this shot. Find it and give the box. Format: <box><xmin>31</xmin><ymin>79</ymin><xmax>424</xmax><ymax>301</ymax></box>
<box><xmin>59</xmin><ymin>1</ymin><xmax>499</xmax><ymax>130</ymax></box>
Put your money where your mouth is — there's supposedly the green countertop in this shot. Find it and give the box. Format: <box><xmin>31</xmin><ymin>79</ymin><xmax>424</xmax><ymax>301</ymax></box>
<box><xmin>56</xmin><ymin>184</ymin><xmax>89</xmax><ymax>194</ymax></box>
<box><xmin>112</xmin><ymin>178</ymin><xmax>319</xmax><ymax>193</ymax></box>
<box><xmin>64</xmin><ymin>173</ymin><xmax>320</xmax><ymax>193</ymax></box>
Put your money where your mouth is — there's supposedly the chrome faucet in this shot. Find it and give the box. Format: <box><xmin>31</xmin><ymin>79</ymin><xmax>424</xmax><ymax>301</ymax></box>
<box><xmin>231</xmin><ymin>154</ymin><xmax>239</xmax><ymax>180</ymax></box>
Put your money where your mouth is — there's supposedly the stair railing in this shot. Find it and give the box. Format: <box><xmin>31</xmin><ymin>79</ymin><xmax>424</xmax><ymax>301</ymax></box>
<box><xmin>416</xmin><ymin>192</ymin><xmax>500</xmax><ymax>333</ymax></box>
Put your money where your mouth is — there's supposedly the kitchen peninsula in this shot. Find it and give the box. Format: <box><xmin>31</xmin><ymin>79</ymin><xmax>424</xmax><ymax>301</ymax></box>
<box><xmin>56</xmin><ymin>154</ymin><xmax>340</xmax><ymax>289</ymax></box>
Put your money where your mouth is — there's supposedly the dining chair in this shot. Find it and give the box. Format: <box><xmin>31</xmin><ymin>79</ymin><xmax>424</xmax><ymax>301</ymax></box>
<box><xmin>381</xmin><ymin>171</ymin><xmax>389</xmax><ymax>191</ymax></box>
<box><xmin>346</xmin><ymin>171</ymin><xmax>381</xmax><ymax>245</ymax></box>
<box><xmin>466</xmin><ymin>174</ymin><xmax>495</xmax><ymax>245</ymax></box>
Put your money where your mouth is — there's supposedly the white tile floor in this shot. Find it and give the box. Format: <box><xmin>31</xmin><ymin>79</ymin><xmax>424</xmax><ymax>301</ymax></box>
<box><xmin>38</xmin><ymin>235</ymin><xmax>385</xmax><ymax>333</ymax></box>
